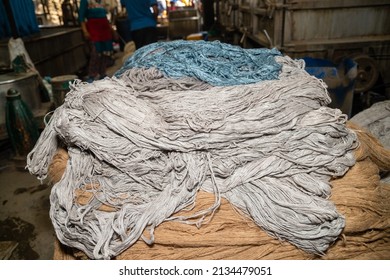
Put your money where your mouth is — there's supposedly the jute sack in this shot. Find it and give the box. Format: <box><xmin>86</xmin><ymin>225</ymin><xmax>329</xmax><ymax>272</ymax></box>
<box><xmin>50</xmin><ymin>122</ymin><xmax>390</xmax><ymax>260</ymax></box>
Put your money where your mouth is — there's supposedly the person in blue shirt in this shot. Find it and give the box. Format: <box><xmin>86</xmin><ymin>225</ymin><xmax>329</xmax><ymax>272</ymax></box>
<box><xmin>120</xmin><ymin>0</ymin><xmax>159</xmax><ymax>50</ymax></box>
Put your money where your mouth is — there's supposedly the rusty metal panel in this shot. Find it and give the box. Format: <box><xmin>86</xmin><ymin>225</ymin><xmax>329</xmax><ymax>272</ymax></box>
<box><xmin>236</xmin><ymin>0</ymin><xmax>286</xmax><ymax>47</ymax></box>
<box><xmin>219</xmin><ymin>0</ymin><xmax>239</xmax><ymax>29</ymax></box>
<box><xmin>285</xmin><ymin>0</ymin><xmax>390</xmax><ymax>10</ymax></box>
<box><xmin>284</xmin><ymin>4</ymin><xmax>390</xmax><ymax>49</ymax></box>
<box><xmin>233</xmin><ymin>0</ymin><xmax>390</xmax><ymax>51</ymax></box>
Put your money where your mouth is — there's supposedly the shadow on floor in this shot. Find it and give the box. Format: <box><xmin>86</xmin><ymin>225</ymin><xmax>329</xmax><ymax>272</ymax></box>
<box><xmin>0</xmin><ymin>146</ymin><xmax>54</xmax><ymax>260</ymax></box>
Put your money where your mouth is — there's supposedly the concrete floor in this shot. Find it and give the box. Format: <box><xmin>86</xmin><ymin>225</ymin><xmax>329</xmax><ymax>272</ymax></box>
<box><xmin>0</xmin><ymin>51</ymin><xmax>125</xmax><ymax>260</ymax></box>
<box><xmin>0</xmin><ymin>147</ymin><xmax>53</xmax><ymax>260</ymax></box>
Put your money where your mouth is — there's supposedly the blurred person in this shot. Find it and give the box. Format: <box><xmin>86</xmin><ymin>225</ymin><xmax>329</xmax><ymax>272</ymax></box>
<box><xmin>79</xmin><ymin>0</ymin><xmax>117</xmax><ymax>82</ymax></box>
<box><xmin>120</xmin><ymin>0</ymin><xmax>159</xmax><ymax>50</ymax></box>
<box><xmin>199</xmin><ymin>0</ymin><xmax>214</xmax><ymax>31</ymax></box>
<box><xmin>157</xmin><ymin>0</ymin><xmax>167</xmax><ymax>17</ymax></box>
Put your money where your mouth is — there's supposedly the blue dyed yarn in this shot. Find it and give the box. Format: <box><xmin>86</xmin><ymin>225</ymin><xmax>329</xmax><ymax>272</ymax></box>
<box><xmin>115</xmin><ymin>40</ymin><xmax>282</xmax><ymax>86</ymax></box>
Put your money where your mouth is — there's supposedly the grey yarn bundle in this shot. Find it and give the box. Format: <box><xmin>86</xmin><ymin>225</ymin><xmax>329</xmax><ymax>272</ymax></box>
<box><xmin>350</xmin><ymin>100</ymin><xmax>390</xmax><ymax>150</ymax></box>
<box><xmin>27</xmin><ymin>55</ymin><xmax>357</xmax><ymax>260</ymax></box>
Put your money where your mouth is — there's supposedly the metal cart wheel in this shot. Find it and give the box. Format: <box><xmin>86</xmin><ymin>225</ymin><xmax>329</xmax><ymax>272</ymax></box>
<box><xmin>352</xmin><ymin>54</ymin><xmax>379</xmax><ymax>93</ymax></box>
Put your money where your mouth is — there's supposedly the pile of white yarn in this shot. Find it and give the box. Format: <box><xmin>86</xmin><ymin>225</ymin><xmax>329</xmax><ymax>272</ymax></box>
<box><xmin>27</xmin><ymin>42</ymin><xmax>358</xmax><ymax>259</ymax></box>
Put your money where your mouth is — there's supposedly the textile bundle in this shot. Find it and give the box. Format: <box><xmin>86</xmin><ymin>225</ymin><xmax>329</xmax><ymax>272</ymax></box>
<box><xmin>52</xmin><ymin>123</ymin><xmax>390</xmax><ymax>260</ymax></box>
<box><xmin>27</xmin><ymin>41</ymin><xmax>360</xmax><ymax>260</ymax></box>
<box><xmin>350</xmin><ymin>100</ymin><xmax>390</xmax><ymax>151</ymax></box>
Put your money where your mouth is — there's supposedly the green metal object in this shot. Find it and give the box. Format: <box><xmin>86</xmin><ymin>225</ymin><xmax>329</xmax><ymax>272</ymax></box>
<box><xmin>5</xmin><ymin>88</ymin><xmax>40</xmax><ymax>156</ymax></box>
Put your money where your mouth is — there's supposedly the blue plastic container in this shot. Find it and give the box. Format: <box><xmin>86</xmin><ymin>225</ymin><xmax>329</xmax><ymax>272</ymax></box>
<box><xmin>303</xmin><ymin>57</ymin><xmax>357</xmax><ymax>117</ymax></box>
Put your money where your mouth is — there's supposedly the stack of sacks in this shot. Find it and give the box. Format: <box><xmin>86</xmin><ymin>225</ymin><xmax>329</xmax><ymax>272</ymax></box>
<box><xmin>27</xmin><ymin>40</ymin><xmax>389</xmax><ymax>260</ymax></box>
